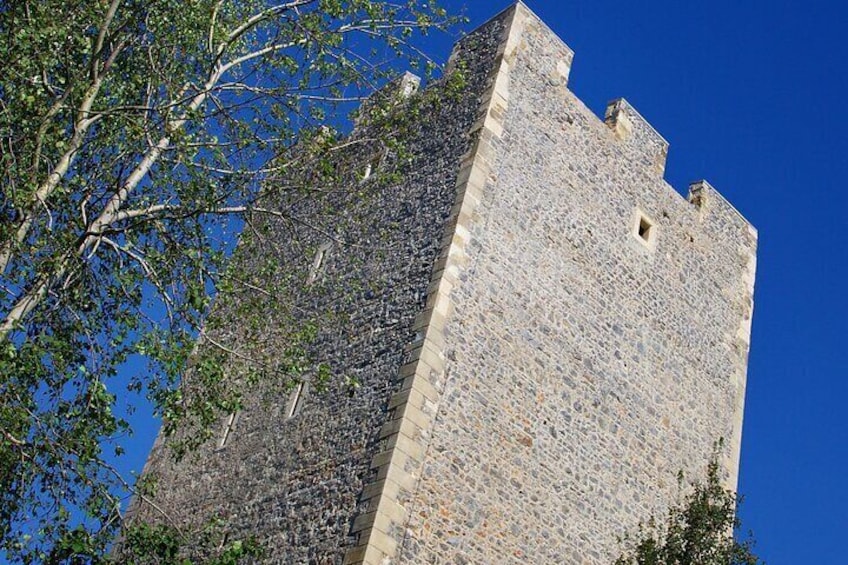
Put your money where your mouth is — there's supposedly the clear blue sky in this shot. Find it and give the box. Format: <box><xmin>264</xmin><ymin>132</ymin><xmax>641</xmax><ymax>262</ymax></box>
<box><xmin>115</xmin><ymin>2</ymin><xmax>845</xmax><ymax>563</ymax></box>
<box><xmin>430</xmin><ymin>1</ymin><xmax>844</xmax><ymax>563</ymax></box>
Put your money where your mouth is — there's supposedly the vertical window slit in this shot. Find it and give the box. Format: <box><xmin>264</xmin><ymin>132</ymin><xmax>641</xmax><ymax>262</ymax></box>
<box><xmin>287</xmin><ymin>381</ymin><xmax>307</xmax><ymax>419</ymax></box>
<box><xmin>218</xmin><ymin>412</ymin><xmax>239</xmax><ymax>449</ymax></box>
<box><xmin>307</xmin><ymin>244</ymin><xmax>331</xmax><ymax>284</ymax></box>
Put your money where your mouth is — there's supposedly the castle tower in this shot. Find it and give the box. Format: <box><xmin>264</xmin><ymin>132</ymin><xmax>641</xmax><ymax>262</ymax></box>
<box><xmin>134</xmin><ymin>3</ymin><xmax>757</xmax><ymax>563</ymax></box>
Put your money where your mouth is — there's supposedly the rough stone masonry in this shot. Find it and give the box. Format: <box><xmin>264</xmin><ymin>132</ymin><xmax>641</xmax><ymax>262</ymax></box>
<box><xmin>133</xmin><ymin>3</ymin><xmax>758</xmax><ymax>564</ymax></box>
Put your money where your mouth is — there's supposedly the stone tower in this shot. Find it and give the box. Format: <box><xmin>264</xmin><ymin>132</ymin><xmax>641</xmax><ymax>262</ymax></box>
<box><xmin>134</xmin><ymin>3</ymin><xmax>758</xmax><ymax>564</ymax></box>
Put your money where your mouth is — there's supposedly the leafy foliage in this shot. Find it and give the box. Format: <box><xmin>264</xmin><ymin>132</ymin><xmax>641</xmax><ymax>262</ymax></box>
<box><xmin>615</xmin><ymin>456</ymin><xmax>762</xmax><ymax>565</ymax></box>
<box><xmin>0</xmin><ymin>0</ymin><xmax>460</xmax><ymax>561</ymax></box>
<box><xmin>119</xmin><ymin>520</ymin><xmax>263</xmax><ymax>565</ymax></box>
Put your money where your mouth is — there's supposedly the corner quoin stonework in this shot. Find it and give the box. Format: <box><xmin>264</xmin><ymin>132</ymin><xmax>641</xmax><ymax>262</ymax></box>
<box><xmin>342</xmin><ymin>5</ymin><xmax>540</xmax><ymax>564</ymax></box>
<box><xmin>135</xmin><ymin>2</ymin><xmax>758</xmax><ymax>564</ymax></box>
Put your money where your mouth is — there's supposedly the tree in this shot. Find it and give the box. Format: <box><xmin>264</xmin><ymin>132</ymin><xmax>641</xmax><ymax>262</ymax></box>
<box><xmin>0</xmin><ymin>1</ymin><xmax>458</xmax><ymax>561</ymax></box>
<box><xmin>615</xmin><ymin>456</ymin><xmax>763</xmax><ymax>565</ymax></box>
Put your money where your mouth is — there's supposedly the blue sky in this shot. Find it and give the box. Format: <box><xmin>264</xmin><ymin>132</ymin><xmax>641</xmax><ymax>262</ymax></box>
<box><xmin>111</xmin><ymin>1</ymin><xmax>845</xmax><ymax>563</ymax></box>
<box><xmin>429</xmin><ymin>1</ymin><xmax>845</xmax><ymax>563</ymax></box>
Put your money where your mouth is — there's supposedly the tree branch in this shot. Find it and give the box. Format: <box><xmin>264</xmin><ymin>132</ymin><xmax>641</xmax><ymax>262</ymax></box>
<box><xmin>91</xmin><ymin>0</ymin><xmax>123</xmax><ymax>81</ymax></box>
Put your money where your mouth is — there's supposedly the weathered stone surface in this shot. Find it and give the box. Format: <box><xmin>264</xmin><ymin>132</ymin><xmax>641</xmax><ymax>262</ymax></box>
<box><xmin>129</xmin><ymin>8</ymin><xmax>510</xmax><ymax>565</ymax></box>
<box><xmin>133</xmin><ymin>3</ymin><xmax>757</xmax><ymax>564</ymax></box>
<box><xmin>394</xmin><ymin>4</ymin><xmax>756</xmax><ymax>563</ymax></box>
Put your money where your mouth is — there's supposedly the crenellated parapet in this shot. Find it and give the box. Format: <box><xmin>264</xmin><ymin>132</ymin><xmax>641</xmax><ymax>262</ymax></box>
<box><xmin>605</xmin><ymin>98</ymin><xmax>670</xmax><ymax>177</ymax></box>
<box><xmin>689</xmin><ymin>179</ymin><xmax>758</xmax><ymax>244</ymax></box>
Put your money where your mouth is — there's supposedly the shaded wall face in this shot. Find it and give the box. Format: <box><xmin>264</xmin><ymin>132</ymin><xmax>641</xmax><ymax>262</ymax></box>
<box><xmin>130</xmin><ymin>15</ymin><xmax>511</xmax><ymax>564</ymax></box>
<box><xmin>398</xmin><ymin>13</ymin><xmax>755</xmax><ymax>565</ymax></box>
<box><xmin>131</xmin><ymin>7</ymin><xmax>756</xmax><ymax>563</ymax></box>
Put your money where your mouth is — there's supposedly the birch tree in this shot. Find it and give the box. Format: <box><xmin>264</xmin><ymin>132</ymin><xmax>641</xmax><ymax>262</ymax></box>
<box><xmin>0</xmin><ymin>0</ymin><xmax>457</xmax><ymax>561</ymax></box>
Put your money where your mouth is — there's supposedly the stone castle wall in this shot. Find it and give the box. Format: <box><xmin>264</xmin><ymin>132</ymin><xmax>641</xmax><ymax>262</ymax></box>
<box><xmin>131</xmin><ymin>12</ymin><xmax>510</xmax><ymax>564</ymax></box>
<box><xmin>133</xmin><ymin>3</ymin><xmax>757</xmax><ymax>564</ymax></box>
<box><xmin>390</xmin><ymin>4</ymin><xmax>757</xmax><ymax>564</ymax></box>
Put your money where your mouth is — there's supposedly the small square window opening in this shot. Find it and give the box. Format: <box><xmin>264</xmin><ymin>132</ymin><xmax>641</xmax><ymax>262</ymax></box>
<box><xmin>638</xmin><ymin>217</ymin><xmax>652</xmax><ymax>241</ymax></box>
<box><xmin>631</xmin><ymin>209</ymin><xmax>657</xmax><ymax>250</ymax></box>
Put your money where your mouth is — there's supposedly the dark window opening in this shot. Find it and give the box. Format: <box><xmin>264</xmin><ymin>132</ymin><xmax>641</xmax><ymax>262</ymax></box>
<box><xmin>638</xmin><ymin>217</ymin><xmax>653</xmax><ymax>242</ymax></box>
